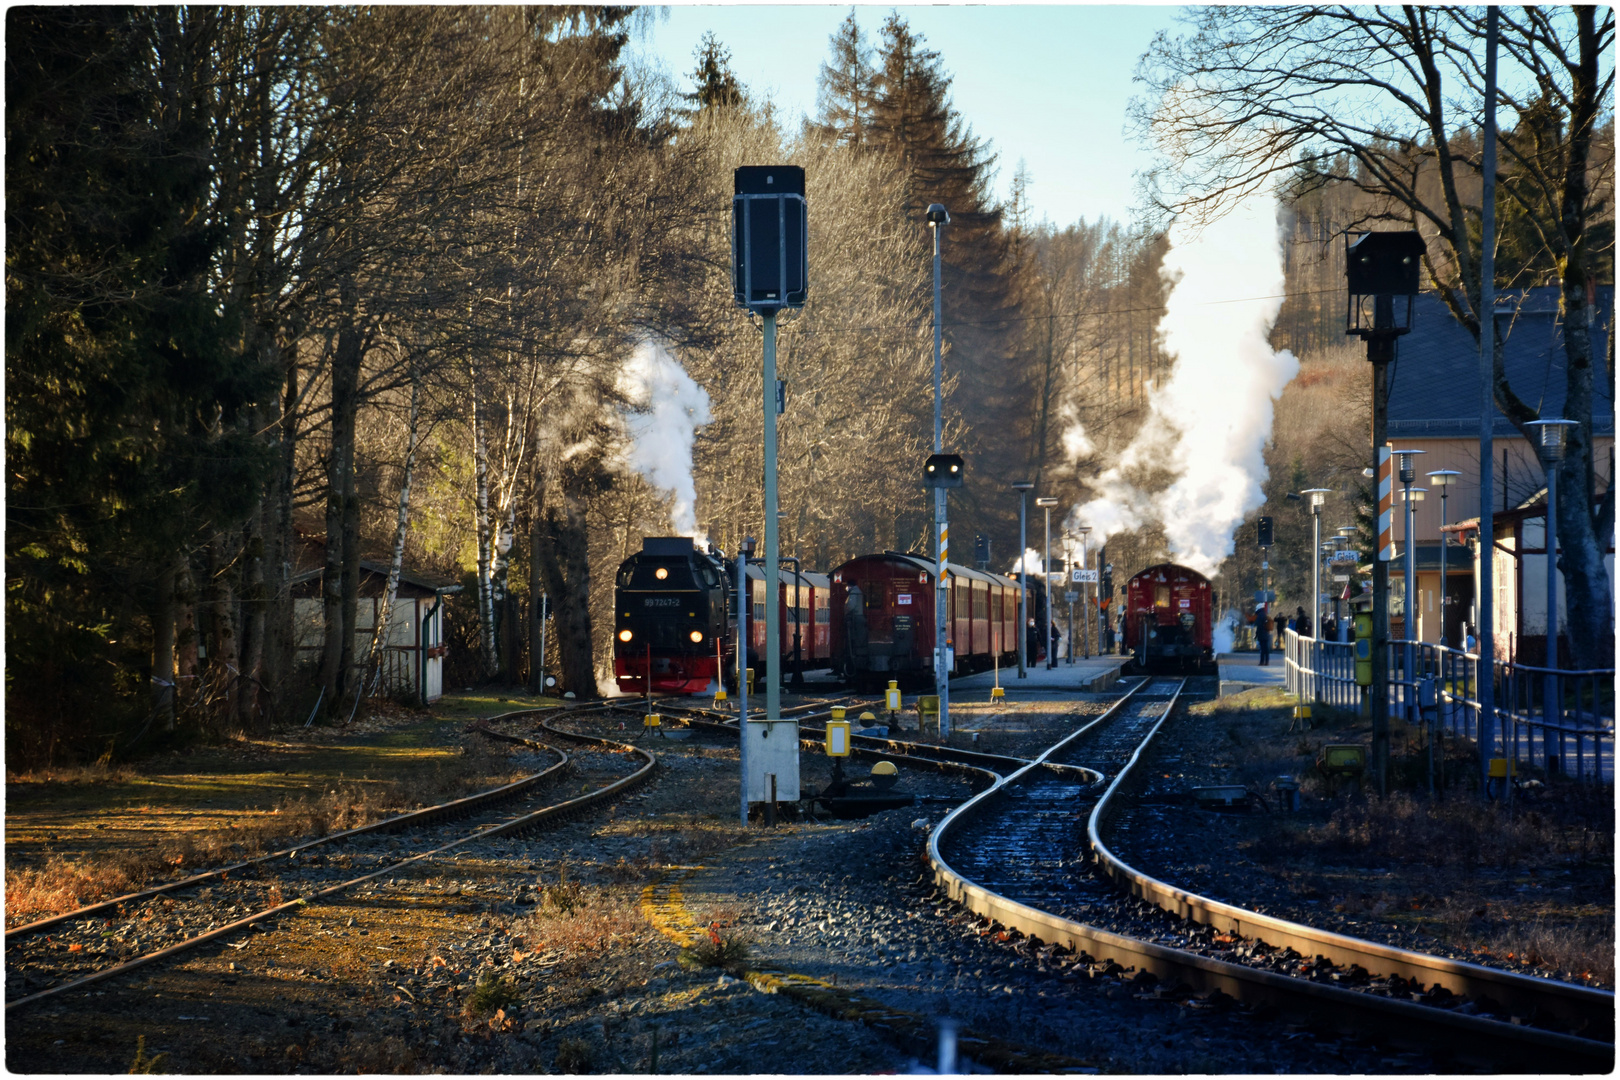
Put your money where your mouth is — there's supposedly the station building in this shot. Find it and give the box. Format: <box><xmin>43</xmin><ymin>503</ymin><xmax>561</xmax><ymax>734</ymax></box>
<box><xmin>1385</xmin><ymin>286</ymin><xmax>1613</xmax><ymax>664</ymax></box>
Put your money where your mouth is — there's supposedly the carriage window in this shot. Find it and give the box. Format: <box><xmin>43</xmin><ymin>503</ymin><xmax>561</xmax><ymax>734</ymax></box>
<box><xmin>1155</xmin><ymin>585</ymin><xmax>1170</xmax><ymax>608</ymax></box>
<box><xmin>817</xmin><ymin>606</ymin><xmax>829</xmax><ymax>623</ymax></box>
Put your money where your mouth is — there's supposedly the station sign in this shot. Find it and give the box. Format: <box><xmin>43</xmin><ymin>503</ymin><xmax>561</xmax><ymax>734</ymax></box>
<box><xmin>1072</xmin><ymin>569</ymin><xmax>1098</xmax><ymax>583</ymax></box>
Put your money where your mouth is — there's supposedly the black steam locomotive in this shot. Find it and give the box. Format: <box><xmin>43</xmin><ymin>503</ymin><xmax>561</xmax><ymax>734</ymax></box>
<box><xmin>613</xmin><ymin>537</ymin><xmax>734</xmax><ymax>694</ymax></box>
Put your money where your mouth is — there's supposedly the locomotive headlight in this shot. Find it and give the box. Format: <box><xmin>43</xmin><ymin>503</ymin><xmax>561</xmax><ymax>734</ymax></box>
<box><xmin>618</xmin><ymin>629</ymin><xmax>633</xmax><ymax>642</ymax></box>
<box><xmin>655</xmin><ymin>567</ymin><xmax>669</xmax><ymax>580</ymax></box>
<box><xmin>689</xmin><ymin>630</ymin><xmax>704</xmax><ymax>643</ymax></box>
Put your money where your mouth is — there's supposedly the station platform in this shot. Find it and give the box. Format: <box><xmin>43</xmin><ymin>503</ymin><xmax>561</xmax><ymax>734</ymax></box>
<box><xmin>950</xmin><ymin>654</ymin><xmax>1127</xmax><ymax>696</ymax></box>
<box><xmin>1216</xmin><ymin>652</ymin><xmax>1288</xmax><ymax>697</ymax></box>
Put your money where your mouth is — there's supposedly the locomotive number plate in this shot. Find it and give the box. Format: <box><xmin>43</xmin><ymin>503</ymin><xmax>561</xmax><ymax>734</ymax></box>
<box><xmin>644</xmin><ymin>598</ymin><xmax>680</xmax><ymax>607</ymax></box>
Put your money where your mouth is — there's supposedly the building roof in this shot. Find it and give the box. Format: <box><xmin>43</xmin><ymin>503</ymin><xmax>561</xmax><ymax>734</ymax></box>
<box><xmin>1386</xmin><ymin>286</ymin><xmax>1613</xmax><ymax>439</ymax></box>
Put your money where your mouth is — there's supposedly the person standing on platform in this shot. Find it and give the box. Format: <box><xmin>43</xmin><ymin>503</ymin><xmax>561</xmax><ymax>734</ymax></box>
<box><xmin>1257</xmin><ymin>605</ymin><xmax>1272</xmax><ymax>666</ymax></box>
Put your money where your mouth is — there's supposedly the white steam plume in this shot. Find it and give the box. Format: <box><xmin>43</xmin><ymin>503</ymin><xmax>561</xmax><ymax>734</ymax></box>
<box><xmin>1064</xmin><ymin>187</ymin><xmax>1299</xmax><ymax>575</ymax></box>
<box><xmin>617</xmin><ymin>341</ymin><xmax>712</xmax><ymax>542</ymax></box>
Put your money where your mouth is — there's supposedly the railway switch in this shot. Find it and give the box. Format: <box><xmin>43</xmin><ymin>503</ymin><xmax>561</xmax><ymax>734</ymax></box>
<box><xmin>885</xmin><ymin>680</ymin><xmax>902</xmax><ymax>713</ymax></box>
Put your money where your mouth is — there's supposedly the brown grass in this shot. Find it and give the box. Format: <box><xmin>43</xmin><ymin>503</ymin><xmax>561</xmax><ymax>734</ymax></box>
<box><xmin>517</xmin><ymin>879</ymin><xmax>652</xmax><ymax>967</ymax></box>
<box><xmin>1300</xmin><ymin>791</ymin><xmax>1612</xmax><ymax>868</ymax></box>
<box><xmin>4</xmin><ymin>734</ymin><xmax>524</xmax><ymax>926</ymax></box>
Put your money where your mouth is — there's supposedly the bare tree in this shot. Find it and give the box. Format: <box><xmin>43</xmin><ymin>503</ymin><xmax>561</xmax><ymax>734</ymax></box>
<box><xmin>1136</xmin><ymin>5</ymin><xmax>1615</xmax><ymax>666</ymax></box>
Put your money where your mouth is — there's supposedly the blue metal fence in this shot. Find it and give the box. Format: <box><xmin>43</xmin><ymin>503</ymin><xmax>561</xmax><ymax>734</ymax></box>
<box><xmin>1282</xmin><ymin>629</ymin><xmax>1613</xmax><ymax>784</ymax></box>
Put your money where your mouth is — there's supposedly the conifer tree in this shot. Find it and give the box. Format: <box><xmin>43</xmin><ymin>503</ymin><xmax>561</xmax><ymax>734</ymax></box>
<box><xmin>813</xmin><ymin>12</ymin><xmax>877</xmax><ymax>149</ymax></box>
<box><xmin>685</xmin><ymin>31</ymin><xmax>744</xmax><ymax>114</ymax></box>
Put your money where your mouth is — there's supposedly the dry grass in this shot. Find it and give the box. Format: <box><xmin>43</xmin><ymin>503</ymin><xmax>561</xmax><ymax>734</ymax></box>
<box><xmin>1478</xmin><ymin>920</ymin><xmax>1615</xmax><ymax>983</ymax></box>
<box><xmin>517</xmin><ymin>878</ymin><xmax>652</xmax><ymax>968</ymax></box>
<box><xmin>1302</xmin><ymin>791</ymin><xmax>1610</xmax><ymax>868</ymax></box>
<box><xmin>4</xmin><ymin>734</ymin><xmax>524</xmax><ymax>926</ymax></box>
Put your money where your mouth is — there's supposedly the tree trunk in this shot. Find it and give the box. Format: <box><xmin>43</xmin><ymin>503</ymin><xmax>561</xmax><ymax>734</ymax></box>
<box><xmin>237</xmin><ymin>500</ymin><xmax>266</xmax><ymax>732</ymax></box>
<box><xmin>260</xmin><ymin>336</ymin><xmax>301</xmax><ymax>724</ymax></box>
<box><xmin>365</xmin><ymin>366</ymin><xmax>419</xmax><ymax>692</ymax></box>
<box><xmin>535</xmin><ymin>473</ymin><xmax>597</xmax><ymax>699</ymax></box>
<box><xmin>321</xmin><ymin>279</ymin><xmax>363</xmax><ymax>719</ymax></box>
<box><xmin>207</xmin><ymin>532</ymin><xmax>240</xmax><ymax>727</ymax></box>
<box><xmin>152</xmin><ymin>557</ymin><xmax>177</xmax><ymax>731</ymax></box>
<box><xmin>471</xmin><ymin>374</ymin><xmax>498</xmax><ymax>677</ymax></box>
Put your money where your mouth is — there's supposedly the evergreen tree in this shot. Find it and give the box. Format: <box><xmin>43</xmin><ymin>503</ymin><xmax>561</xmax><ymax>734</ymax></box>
<box><xmin>684</xmin><ymin>31</ymin><xmax>744</xmax><ymax>115</ymax></box>
<box><xmin>864</xmin><ymin>13</ymin><xmax>1023</xmax><ymax>548</ymax></box>
<box><xmin>812</xmin><ymin>11</ymin><xmax>876</xmax><ymax>148</ymax></box>
<box><xmin>6</xmin><ymin>8</ymin><xmax>274</xmax><ymax>761</ymax></box>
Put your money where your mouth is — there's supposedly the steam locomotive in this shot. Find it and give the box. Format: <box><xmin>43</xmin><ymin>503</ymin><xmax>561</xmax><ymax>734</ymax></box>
<box><xmin>611</xmin><ymin>537</ymin><xmax>836</xmax><ymax>694</ymax></box>
<box><xmin>612</xmin><ymin>537</ymin><xmax>734</xmax><ymax>694</ymax></box>
<box><xmin>1122</xmin><ymin>562</ymin><xmax>1214</xmax><ymax>673</ymax></box>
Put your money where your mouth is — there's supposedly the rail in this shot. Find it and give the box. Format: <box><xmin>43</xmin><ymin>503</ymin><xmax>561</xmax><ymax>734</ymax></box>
<box><xmin>1282</xmin><ymin>630</ymin><xmax>1613</xmax><ymax>784</ymax></box>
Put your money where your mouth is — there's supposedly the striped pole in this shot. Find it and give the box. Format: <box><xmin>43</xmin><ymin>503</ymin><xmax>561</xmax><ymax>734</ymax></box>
<box><xmin>1377</xmin><ymin>445</ymin><xmax>1395</xmax><ymax>562</ymax></box>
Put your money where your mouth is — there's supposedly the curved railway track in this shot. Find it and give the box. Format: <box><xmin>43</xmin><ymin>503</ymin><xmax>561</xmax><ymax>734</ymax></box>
<box><xmin>6</xmin><ymin>708</ymin><xmax>653</xmax><ymax>1012</ymax></box>
<box><xmin>930</xmin><ymin>678</ymin><xmax>1615</xmax><ymax>1071</ymax></box>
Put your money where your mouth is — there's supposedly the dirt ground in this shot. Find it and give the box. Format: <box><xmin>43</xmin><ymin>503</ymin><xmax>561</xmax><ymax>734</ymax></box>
<box><xmin>1107</xmin><ymin>687</ymin><xmax>1615</xmax><ymax>987</ymax></box>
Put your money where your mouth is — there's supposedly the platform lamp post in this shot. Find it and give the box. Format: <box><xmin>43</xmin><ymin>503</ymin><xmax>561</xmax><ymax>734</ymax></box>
<box><xmin>1301</xmin><ymin>489</ymin><xmax>1330</xmax><ymax>640</ymax></box>
<box><xmin>1011</xmin><ymin>481</ymin><xmax>1034</xmax><ymax>678</ymax></box>
<box><xmin>1527</xmin><ymin>418</ymin><xmax>1577</xmax><ymax>754</ymax></box>
<box><xmin>1392</xmin><ymin>449</ymin><xmax>1426</xmax><ymax>725</ymax></box>
<box><xmin>1345</xmin><ymin>229</ymin><xmax>1424</xmax><ymax>795</ymax></box>
<box><xmin>1335</xmin><ymin>526</ymin><xmax>1358</xmax><ymax>641</ymax></box>
<box><xmin>1075</xmin><ymin>525</ymin><xmax>1092</xmax><ymax>659</ymax></box>
<box><xmin>733</xmin><ymin>165</ymin><xmax>808</xmax><ymax>817</ymax></box>
<box><xmin>1426</xmin><ymin>471</ymin><xmax>1462</xmax><ymax>648</ymax></box>
<box><xmin>1036</xmin><ymin>497</ymin><xmax>1059</xmax><ymax>668</ymax></box>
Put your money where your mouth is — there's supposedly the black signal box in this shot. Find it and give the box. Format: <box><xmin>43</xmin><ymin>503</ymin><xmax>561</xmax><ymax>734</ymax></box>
<box><xmin>733</xmin><ymin>166</ymin><xmax>808</xmax><ymax>312</ymax></box>
<box><xmin>1345</xmin><ymin>231</ymin><xmax>1424</xmax><ymax>296</ymax></box>
<box><xmin>924</xmin><ymin>453</ymin><xmax>964</xmax><ymax>489</ymax></box>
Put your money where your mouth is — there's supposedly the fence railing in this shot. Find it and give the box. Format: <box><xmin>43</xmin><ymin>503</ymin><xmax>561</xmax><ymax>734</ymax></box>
<box><xmin>1282</xmin><ymin>629</ymin><xmax>1614</xmax><ymax>785</ymax></box>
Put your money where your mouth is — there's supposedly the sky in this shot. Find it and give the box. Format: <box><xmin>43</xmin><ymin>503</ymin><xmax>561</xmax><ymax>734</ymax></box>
<box><xmin>628</xmin><ymin>4</ymin><xmax>1187</xmax><ymax>229</ymax></box>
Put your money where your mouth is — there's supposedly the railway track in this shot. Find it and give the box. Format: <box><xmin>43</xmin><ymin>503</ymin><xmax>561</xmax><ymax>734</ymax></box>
<box><xmin>929</xmin><ymin>678</ymin><xmax>1615</xmax><ymax>1071</ymax></box>
<box><xmin>655</xmin><ymin>699</ymin><xmax>1029</xmax><ymax>788</ymax></box>
<box><xmin>5</xmin><ymin>708</ymin><xmax>653</xmax><ymax>1012</ymax></box>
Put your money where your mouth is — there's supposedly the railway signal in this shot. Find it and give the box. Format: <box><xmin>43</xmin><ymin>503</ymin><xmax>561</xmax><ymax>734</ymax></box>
<box><xmin>1345</xmin><ymin>228</ymin><xmax>1423</xmax><ymax>795</ymax></box>
<box><xmin>732</xmin><ymin>166</ymin><xmax>808</xmax><ymax>821</ymax></box>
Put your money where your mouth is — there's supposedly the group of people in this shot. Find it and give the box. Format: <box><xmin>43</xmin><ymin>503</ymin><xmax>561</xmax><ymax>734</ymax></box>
<box><xmin>1253</xmin><ymin>605</ymin><xmax>1319</xmax><ymax>666</ymax></box>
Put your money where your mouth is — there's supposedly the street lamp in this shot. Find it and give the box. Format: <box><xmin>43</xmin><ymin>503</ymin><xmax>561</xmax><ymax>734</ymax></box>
<box><xmin>1346</xmin><ymin>229</ymin><xmax>1424</xmax><ymax>795</ymax></box>
<box><xmin>1426</xmin><ymin>470</ymin><xmax>1461</xmax><ymax>648</ymax></box>
<box><xmin>1011</xmin><ymin>481</ymin><xmax>1034</xmax><ymax>678</ymax></box>
<box><xmin>1527</xmin><ymin>418</ymin><xmax>1577</xmax><ymax>739</ymax></box>
<box><xmin>1036</xmin><ymin>497</ymin><xmax>1058</xmax><ymax>669</ymax></box>
<box><xmin>1075</xmin><ymin>525</ymin><xmax>1092</xmax><ymax>658</ymax></box>
<box><xmin>1393</xmin><ymin>449</ymin><xmax>1426</xmax><ymax>721</ymax></box>
<box><xmin>1301</xmin><ymin>489</ymin><xmax>1330</xmax><ymax>638</ymax></box>
<box><xmin>927</xmin><ymin>203</ymin><xmax>952</xmax><ymax>737</ymax></box>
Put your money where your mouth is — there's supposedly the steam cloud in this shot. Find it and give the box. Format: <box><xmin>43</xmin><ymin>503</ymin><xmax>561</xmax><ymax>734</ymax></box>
<box><xmin>617</xmin><ymin>341</ymin><xmax>713</xmax><ymax>541</ymax></box>
<box><xmin>1063</xmin><ymin>187</ymin><xmax>1299</xmax><ymax>575</ymax></box>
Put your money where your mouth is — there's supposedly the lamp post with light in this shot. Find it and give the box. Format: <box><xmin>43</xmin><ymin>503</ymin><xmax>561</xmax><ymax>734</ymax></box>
<box><xmin>1075</xmin><ymin>525</ymin><xmax>1092</xmax><ymax>658</ymax></box>
<box><xmin>1011</xmin><ymin>482</ymin><xmax>1033</xmax><ymax>678</ymax></box>
<box><xmin>1393</xmin><ymin>449</ymin><xmax>1426</xmax><ymax>721</ymax></box>
<box><xmin>1345</xmin><ymin>230</ymin><xmax>1424</xmax><ymax>795</ymax></box>
<box><xmin>1036</xmin><ymin>497</ymin><xmax>1058</xmax><ymax>669</ymax></box>
<box><xmin>1427</xmin><ymin>470</ymin><xmax>1462</xmax><ymax>648</ymax></box>
<box><xmin>1527</xmin><ymin>419</ymin><xmax>1577</xmax><ymax>746</ymax></box>
<box><xmin>1301</xmin><ymin>489</ymin><xmax>1330</xmax><ymax>639</ymax></box>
